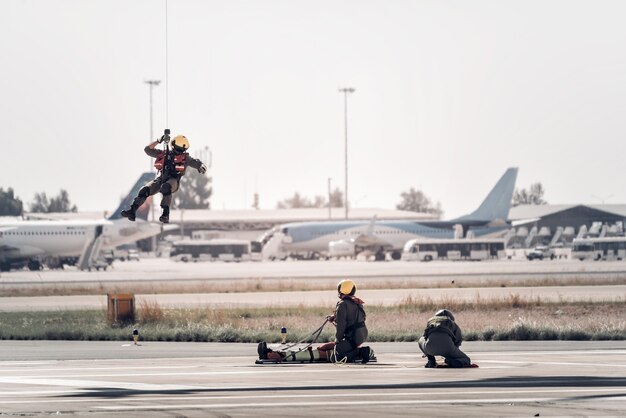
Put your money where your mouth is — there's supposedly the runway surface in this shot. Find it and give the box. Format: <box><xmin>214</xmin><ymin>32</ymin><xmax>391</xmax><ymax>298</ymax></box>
<box><xmin>0</xmin><ymin>340</ymin><xmax>624</xmax><ymax>417</ymax></box>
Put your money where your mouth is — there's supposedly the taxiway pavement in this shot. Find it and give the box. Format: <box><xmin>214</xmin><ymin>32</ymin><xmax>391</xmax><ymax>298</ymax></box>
<box><xmin>3</xmin><ymin>258</ymin><xmax>626</xmax><ymax>287</ymax></box>
<box><xmin>0</xmin><ymin>340</ymin><xmax>624</xmax><ymax>417</ymax></box>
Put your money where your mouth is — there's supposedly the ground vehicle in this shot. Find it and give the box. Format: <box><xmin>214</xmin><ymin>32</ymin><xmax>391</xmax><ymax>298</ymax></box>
<box><xmin>526</xmin><ymin>246</ymin><xmax>555</xmax><ymax>261</ymax></box>
<box><xmin>571</xmin><ymin>237</ymin><xmax>626</xmax><ymax>261</ymax></box>
<box><xmin>401</xmin><ymin>238</ymin><xmax>506</xmax><ymax>261</ymax></box>
<box><xmin>127</xmin><ymin>249</ymin><xmax>140</xmax><ymax>261</ymax></box>
<box><xmin>170</xmin><ymin>239</ymin><xmax>261</xmax><ymax>262</ymax></box>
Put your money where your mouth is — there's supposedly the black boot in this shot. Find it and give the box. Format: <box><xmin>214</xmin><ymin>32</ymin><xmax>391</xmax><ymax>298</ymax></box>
<box><xmin>425</xmin><ymin>355</ymin><xmax>437</xmax><ymax>368</ymax></box>
<box><xmin>444</xmin><ymin>358</ymin><xmax>465</xmax><ymax>368</ymax></box>
<box><xmin>257</xmin><ymin>342</ymin><xmax>269</xmax><ymax>360</ymax></box>
<box><xmin>360</xmin><ymin>346</ymin><xmax>371</xmax><ymax>364</ymax></box>
<box><xmin>159</xmin><ymin>206</ymin><xmax>170</xmax><ymax>223</ymax></box>
<box><xmin>121</xmin><ymin>204</ymin><xmax>138</xmax><ymax>222</ymax></box>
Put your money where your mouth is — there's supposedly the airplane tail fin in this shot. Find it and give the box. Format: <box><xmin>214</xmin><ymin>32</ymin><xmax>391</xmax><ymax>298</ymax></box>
<box><xmin>452</xmin><ymin>167</ymin><xmax>518</xmax><ymax>224</ymax></box>
<box><xmin>108</xmin><ymin>172</ymin><xmax>155</xmax><ymax>221</ymax></box>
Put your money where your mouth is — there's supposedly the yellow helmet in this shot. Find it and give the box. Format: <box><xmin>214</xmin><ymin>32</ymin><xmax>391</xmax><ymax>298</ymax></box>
<box><xmin>337</xmin><ymin>279</ymin><xmax>356</xmax><ymax>296</ymax></box>
<box><xmin>172</xmin><ymin>135</ymin><xmax>190</xmax><ymax>152</ymax></box>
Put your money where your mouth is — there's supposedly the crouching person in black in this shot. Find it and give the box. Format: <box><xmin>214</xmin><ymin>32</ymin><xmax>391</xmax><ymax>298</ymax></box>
<box><xmin>330</xmin><ymin>279</ymin><xmax>370</xmax><ymax>363</ymax></box>
<box><xmin>418</xmin><ymin>309</ymin><xmax>471</xmax><ymax>368</ymax></box>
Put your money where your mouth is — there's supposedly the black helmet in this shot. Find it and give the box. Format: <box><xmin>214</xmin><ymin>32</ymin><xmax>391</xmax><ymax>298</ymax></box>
<box><xmin>434</xmin><ymin>309</ymin><xmax>455</xmax><ymax>321</ymax></box>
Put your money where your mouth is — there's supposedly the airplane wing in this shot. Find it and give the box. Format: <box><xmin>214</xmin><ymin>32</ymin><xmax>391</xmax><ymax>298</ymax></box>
<box><xmin>0</xmin><ymin>243</ymin><xmax>45</xmax><ymax>259</ymax></box>
<box><xmin>511</xmin><ymin>218</ymin><xmax>541</xmax><ymax>227</ymax></box>
<box><xmin>351</xmin><ymin>234</ymin><xmax>394</xmax><ymax>249</ymax></box>
<box><xmin>350</xmin><ymin>216</ymin><xmax>393</xmax><ymax>250</ymax></box>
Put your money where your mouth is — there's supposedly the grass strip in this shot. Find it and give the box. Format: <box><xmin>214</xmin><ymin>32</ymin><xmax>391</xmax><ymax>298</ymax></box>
<box><xmin>1</xmin><ymin>297</ymin><xmax>624</xmax><ymax>342</ymax></box>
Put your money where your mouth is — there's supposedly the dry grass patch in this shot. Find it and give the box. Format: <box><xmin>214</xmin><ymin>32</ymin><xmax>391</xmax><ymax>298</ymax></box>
<box><xmin>1</xmin><ymin>296</ymin><xmax>624</xmax><ymax>342</ymax></box>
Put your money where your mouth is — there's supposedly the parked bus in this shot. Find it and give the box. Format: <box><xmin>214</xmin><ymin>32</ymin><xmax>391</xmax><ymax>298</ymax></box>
<box><xmin>571</xmin><ymin>237</ymin><xmax>626</xmax><ymax>261</ymax></box>
<box><xmin>170</xmin><ymin>239</ymin><xmax>261</xmax><ymax>262</ymax></box>
<box><xmin>401</xmin><ymin>238</ymin><xmax>506</xmax><ymax>262</ymax></box>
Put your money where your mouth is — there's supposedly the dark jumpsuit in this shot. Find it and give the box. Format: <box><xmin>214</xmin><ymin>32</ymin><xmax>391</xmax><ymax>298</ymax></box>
<box><xmin>334</xmin><ymin>296</ymin><xmax>368</xmax><ymax>361</ymax></box>
<box><xmin>418</xmin><ymin>315</ymin><xmax>471</xmax><ymax>367</ymax></box>
<box><xmin>136</xmin><ymin>144</ymin><xmax>203</xmax><ymax>208</ymax></box>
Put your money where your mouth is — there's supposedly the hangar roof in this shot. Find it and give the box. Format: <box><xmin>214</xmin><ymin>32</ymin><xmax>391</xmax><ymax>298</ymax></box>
<box><xmin>167</xmin><ymin>207</ymin><xmax>435</xmax><ymax>223</ymax></box>
<box><xmin>509</xmin><ymin>204</ymin><xmax>626</xmax><ymax>220</ymax></box>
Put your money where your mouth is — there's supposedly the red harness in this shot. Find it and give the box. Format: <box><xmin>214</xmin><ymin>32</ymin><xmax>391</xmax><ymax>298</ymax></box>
<box><xmin>154</xmin><ymin>152</ymin><xmax>187</xmax><ymax>174</ymax></box>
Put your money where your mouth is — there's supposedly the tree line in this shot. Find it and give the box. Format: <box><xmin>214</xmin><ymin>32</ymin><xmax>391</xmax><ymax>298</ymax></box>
<box><xmin>0</xmin><ymin>173</ymin><xmax>213</xmax><ymax>217</ymax></box>
<box><xmin>0</xmin><ymin>179</ymin><xmax>547</xmax><ymax>217</ymax></box>
<box><xmin>0</xmin><ymin>188</ymin><xmax>77</xmax><ymax>216</ymax></box>
<box><xmin>275</xmin><ymin>182</ymin><xmax>548</xmax><ymax>216</ymax></box>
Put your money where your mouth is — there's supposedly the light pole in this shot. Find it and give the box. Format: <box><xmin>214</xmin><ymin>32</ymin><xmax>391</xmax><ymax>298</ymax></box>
<box><xmin>327</xmin><ymin>177</ymin><xmax>332</xmax><ymax>219</ymax></box>
<box><xmin>145</xmin><ymin>80</ymin><xmax>160</xmax><ymax>252</ymax></box>
<box><xmin>339</xmin><ymin>87</ymin><xmax>355</xmax><ymax>219</ymax></box>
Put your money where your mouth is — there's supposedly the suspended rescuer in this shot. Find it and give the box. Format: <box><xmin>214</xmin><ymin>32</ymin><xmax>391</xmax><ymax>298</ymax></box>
<box><xmin>121</xmin><ymin>132</ymin><xmax>207</xmax><ymax>223</ymax></box>
<box><xmin>418</xmin><ymin>309</ymin><xmax>471</xmax><ymax>368</ymax></box>
<box><xmin>256</xmin><ymin>279</ymin><xmax>374</xmax><ymax>364</ymax></box>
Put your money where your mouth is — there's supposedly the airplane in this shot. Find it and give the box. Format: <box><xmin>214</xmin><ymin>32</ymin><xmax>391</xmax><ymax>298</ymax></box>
<box><xmin>0</xmin><ymin>172</ymin><xmax>164</xmax><ymax>271</ymax></box>
<box><xmin>259</xmin><ymin>167</ymin><xmax>519</xmax><ymax>261</ymax></box>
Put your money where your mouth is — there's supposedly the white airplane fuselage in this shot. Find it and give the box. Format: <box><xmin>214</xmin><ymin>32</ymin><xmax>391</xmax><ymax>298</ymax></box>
<box><xmin>260</xmin><ymin>168</ymin><xmax>519</xmax><ymax>260</ymax></box>
<box><xmin>0</xmin><ymin>219</ymin><xmax>161</xmax><ymax>261</ymax></box>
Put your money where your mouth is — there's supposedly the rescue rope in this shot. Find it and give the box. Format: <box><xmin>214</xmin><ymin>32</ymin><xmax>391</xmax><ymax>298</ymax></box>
<box><xmin>331</xmin><ymin>345</ymin><xmax>348</xmax><ymax>366</ymax></box>
<box><xmin>279</xmin><ymin>318</ymin><xmax>330</xmax><ymax>352</ymax></box>
<box><xmin>164</xmin><ymin>0</ymin><xmax>169</xmax><ymax>127</ymax></box>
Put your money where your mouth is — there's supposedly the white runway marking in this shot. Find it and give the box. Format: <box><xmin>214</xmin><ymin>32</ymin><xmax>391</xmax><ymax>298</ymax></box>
<box><xmin>0</xmin><ymin>361</ymin><xmax>57</xmax><ymax>366</ymax></box>
<box><xmin>0</xmin><ymin>388</ymin><xmax>622</xmax><ymax>405</ymax></box>
<box><xmin>0</xmin><ymin>377</ymin><xmax>201</xmax><ymax>391</ymax></box>
<box><xmin>0</xmin><ymin>364</ymin><xmax>202</xmax><ymax>373</ymax></box>
<box><xmin>471</xmin><ymin>350</ymin><xmax>626</xmax><ymax>356</ymax></box>
<box><xmin>479</xmin><ymin>360</ymin><xmax>626</xmax><ymax>368</ymax></box>
<box><xmin>0</xmin><ymin>365</ymin><xmax>467</xmax><ymax>380</ymax></box>
<box><xmin>4</xmin><ymin>356</ymin><xmax>615</xmax><ymax>382</ymax></box>
<box><xmin>95</xmin><ymin>398</ymin><xmax>578</xmax><ymax>410</ymax></box>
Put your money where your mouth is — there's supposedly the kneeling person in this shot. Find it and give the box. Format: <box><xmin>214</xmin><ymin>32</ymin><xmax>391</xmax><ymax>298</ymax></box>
<box><xmin>331</xmin><ymin>279</ymin><xmax>370</xmax><ymax>363</ymax></box>
<box><xmin>256</xmin><ymin>279</ymin><xmax>373</xmax><ymax>364</ymax></box>
<box><xmin>418</xmin><ymin>309</ymin><xmax>471</xmax><ymax>368</ymax></box>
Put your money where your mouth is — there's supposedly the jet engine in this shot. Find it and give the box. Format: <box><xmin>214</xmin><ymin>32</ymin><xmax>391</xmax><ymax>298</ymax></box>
<box><xmin>328</xmin><ymin>240</ymin><xmax>356</xmax><ymax>258</ymax></box>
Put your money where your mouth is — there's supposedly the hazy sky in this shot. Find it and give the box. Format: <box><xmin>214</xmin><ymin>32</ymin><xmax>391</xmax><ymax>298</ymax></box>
<box><xmin>2</xmin><ymin>0</ymin><xmax>626</xmax><ymax>218</ymax></box>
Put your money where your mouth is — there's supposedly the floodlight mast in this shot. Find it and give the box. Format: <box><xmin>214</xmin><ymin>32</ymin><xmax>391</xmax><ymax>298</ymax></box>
<box><xmin>338</xmin><ymin>87</ymin><xmax>355</xmax><ymax>220</ymax></box>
